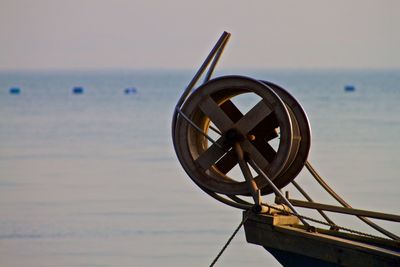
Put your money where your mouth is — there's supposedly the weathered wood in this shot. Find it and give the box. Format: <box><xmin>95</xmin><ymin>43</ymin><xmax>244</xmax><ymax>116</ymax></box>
<box><xmin>234</xmin><ymin>99</ymin><xmax>272</xmax><ymax>135</ymax></box>
<box><xmin>195</xmin><ymin>136</ymin><xmax>226</xmax><ymax>170</ymax></box>
<box><xmin>199</xmin><ymin>95</ymin><xmax>234</xmax><ymax>133</ymax></box>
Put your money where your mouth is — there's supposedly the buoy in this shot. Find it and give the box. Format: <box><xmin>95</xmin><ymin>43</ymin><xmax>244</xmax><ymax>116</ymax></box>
<box><xmin>124</xmin><ymin>87</ymin><xmax>137</xmax><ymax>94</ymax></box>
<box><xmin>9</xmin><ymin>87</ymin><xmax>21</xmax><ymax>95</ymax></box>
<box><xmin>344</xmin><ymin>85</ymin><xmax>355</xmax><ymax>92</ymax></box>
<box><xmin>73</xmin><ymin>87</ymin><xmax>84</xmax><ymax>94</ymax></box>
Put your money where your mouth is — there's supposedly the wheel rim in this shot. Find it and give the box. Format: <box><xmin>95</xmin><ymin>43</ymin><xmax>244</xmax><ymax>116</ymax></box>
<box><xmin>174</xmin><ymin>76</ymin><xmax>297</xmax><ymax>195</ymax></box>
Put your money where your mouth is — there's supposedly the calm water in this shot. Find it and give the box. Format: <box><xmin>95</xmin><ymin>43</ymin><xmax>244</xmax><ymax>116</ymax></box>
<box><xmin>0</xmin><ymin>70</ymin><xmax>399</xmax><ymax>266</ymax></box>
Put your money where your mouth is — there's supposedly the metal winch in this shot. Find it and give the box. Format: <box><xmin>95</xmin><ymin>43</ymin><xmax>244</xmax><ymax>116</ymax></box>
<box><xmin>171</xmin><ymin>32</ymin><xmax>400</xmax><ymax>267</ymax></box>
<box><xmin>172</xmin><ymin>32</ymin><xmax>310</xmax><ymax>210</ymax></box>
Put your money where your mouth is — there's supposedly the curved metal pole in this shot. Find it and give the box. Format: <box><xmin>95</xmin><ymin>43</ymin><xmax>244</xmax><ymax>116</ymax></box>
<box><xmin>174</xmin><ymin>31</ymin><xmax>230</xmax><ymax>110</ymax></box>
<box><xmin>305</xmin><ymin>161</ymin><xmax>400</xmax><ymax>240</ymax></box>
<box><xmin>198</xmin><ymin>183</ymin><xmax>251</xmax><ymax>210</ymax></box>
<box><xmin>227</xmin><ymin>195</ymin><xmax>253</xmax><ymax>205</ymax></box>
<box><xmin>291</xmin><ymin>180</ymin><xmax>337</xmax><ymax>227</ymax></box>
<box><xmin>203</xmin><ymin>33</ymin><xmax>230</xmax><ymax>83</ymax></box>
<box><xmin>172</xmin><ymin>31</ymin><xmax>230</xmax><ymax>161</ymax></box>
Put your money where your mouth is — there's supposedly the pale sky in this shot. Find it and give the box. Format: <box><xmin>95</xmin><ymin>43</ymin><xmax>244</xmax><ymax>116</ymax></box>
<box><xmin>0</xmin><ymin>0</ymin><xmax>399</xmax><ymax>70</ymax></box>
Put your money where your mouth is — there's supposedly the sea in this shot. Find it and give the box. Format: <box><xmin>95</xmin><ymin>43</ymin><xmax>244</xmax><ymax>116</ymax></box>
<box><xmin>0</xmin><ymin>69</ymin><xmax>399</xmax><ymax>266</ymax></box>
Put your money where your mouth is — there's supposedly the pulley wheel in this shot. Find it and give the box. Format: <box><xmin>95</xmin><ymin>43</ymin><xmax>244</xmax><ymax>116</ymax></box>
<box><xmin>258</xmin><ymin>81</ymin><xmax>311</xmax><ymax>193</ymax></box>
<box><xmin>174</xmin><ymin>75</ymin><xmax>301</xmax><ymax>196</ymax></box>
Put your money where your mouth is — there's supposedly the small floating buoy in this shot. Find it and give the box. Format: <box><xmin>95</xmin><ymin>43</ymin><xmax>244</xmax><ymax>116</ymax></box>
<box><xmin>9</xmin><ymin>87</ymin><xmax>21</xmax><ymax>95</ymax></box>
<box><xmin>124</xmin><ymin>87</ymin><xmax>137</xmax><ymax>94</ymax></box>
<box><xmin>73</xmin><ymin>87</ymin><xmax>84</xmax><ymax>94</ymax></box>
<box><xmin>344</xmin><ymin>85</ymin><xmax>355</xmax><ymax>92</ymax></box>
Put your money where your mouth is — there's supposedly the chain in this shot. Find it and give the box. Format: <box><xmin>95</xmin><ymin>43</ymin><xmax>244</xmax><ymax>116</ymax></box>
<box><xmin>262</xmin><ymin>203</ymin><xmax>398</xmax><ymax>242</ymax></box>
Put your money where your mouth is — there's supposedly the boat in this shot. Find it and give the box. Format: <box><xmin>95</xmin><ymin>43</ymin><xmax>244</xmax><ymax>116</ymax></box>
<box><xmin>244</xmin><ymin>209</ymin><xmax>399</xmax><ymax>266</ymax></box>
<box><xmin>171</xmin><ymin>32</ymin><xmax>400</xmax><ymax>266</ymax></box>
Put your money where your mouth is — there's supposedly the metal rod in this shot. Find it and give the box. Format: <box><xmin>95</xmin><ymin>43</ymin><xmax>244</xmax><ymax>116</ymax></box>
<box><xmin>291</xmin><ymin>180</ymin><xmax>337</xmax><ymax>227</ymax></box>
<box><xmin>305</xmin><ymin>161</ymin><xmax>352</xmax><ymax>207</ymax></box>
<box><xmin>227</xmin><ymin>195</ymin><xmax>252</xmax><ymax>205</ymax></box>
<box><xmin>305</xmin><ymin>161</ymin><xmax>400</xmax><ymax>240</ymax></box>
<box><xmin>248</xmin><ymin>158</ymin><xmax>310</xmax><ymax>227</ymax></box>
<box><xmin>209</xmin><ymin>124</ymin><xmax>222</xmax><ymax>135</ymax></box>
<box><xmin>175</xmin><ymin>107</ymin><xmax>223</xmax><ymax>150</ymax></box>
<box><xmin>172</xmin><ymin>31</ymin><xmax>230</xmax><ymax>154</ymax></box>
<box><xmin>176</xmin><ymin>31</ymin><xmax>230</xmax><ymax>109</ymax></box>
<box><xmin>197</xmin><ymin>183</ymin><xmax>251</xmax><ymax>210</ymax></box>
<box><xmin>234</xmin><ymin>143</ymin><xmax>261</xmax><ymax>206</ymax></box>
<box><xmin>203</xmin><ymin>33</ymin><xmax>231</xmax><ymax>84</ymax></box>
<box><xmin>288</xmin><ymin>198</ymin><xmax>400</xmax><ymax>223</ymax></box>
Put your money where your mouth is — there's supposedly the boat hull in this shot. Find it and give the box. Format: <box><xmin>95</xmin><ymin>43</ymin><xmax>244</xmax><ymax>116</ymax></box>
<box><xmin>243</xmin><ymin>212</ymin><xmax>400</xmax><ymax>267</ymax></box>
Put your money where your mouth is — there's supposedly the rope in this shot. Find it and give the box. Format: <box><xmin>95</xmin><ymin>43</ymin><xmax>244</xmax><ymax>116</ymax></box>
<box><xmin>209</xmin><ymin>212</ymin><xmax>249</xmax><ymax>267</ymax></box>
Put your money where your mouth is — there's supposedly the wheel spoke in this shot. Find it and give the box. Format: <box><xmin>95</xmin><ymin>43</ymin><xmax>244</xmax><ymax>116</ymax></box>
<box><xmin>220</xmin><ymin>100</ymin><xmax>243</xmax><ymax>122</ymax></box>
<box><xmin>195</xmin><ymin>136</ymin><xmax>227</xmax><ymax>171</ymax></box>
<box><xmin>235</xmin><ymin>100</ymin><xmax>272</xmax><ymax>135</ymax></box>
<box><xmin>199</xmin><ymin>96</ymin><xmax>234</xmax><ymax>132</ymax></box>
<box><xmin>215</xmin><ymin>149</ymin><xmax>238</xmax><ymax>174</ymax></box>
<box><xmin>249</xmin><ymin>112</ymin><xmax>279</xmax><ymax>142</ymax></box>
<box><xmin>202</xmin><ymin>100</ymin><xmax>243</xmax><ymax>174</ymax></box>
<box><xmin>251</xmin><ymin>138</ymin><xmax>276</xmax><ymax>163</ymax></box>
<box><xmin>241</xmin><ymin>139</ymin><xmax>270</xmax><ymax>170</ymax></box>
